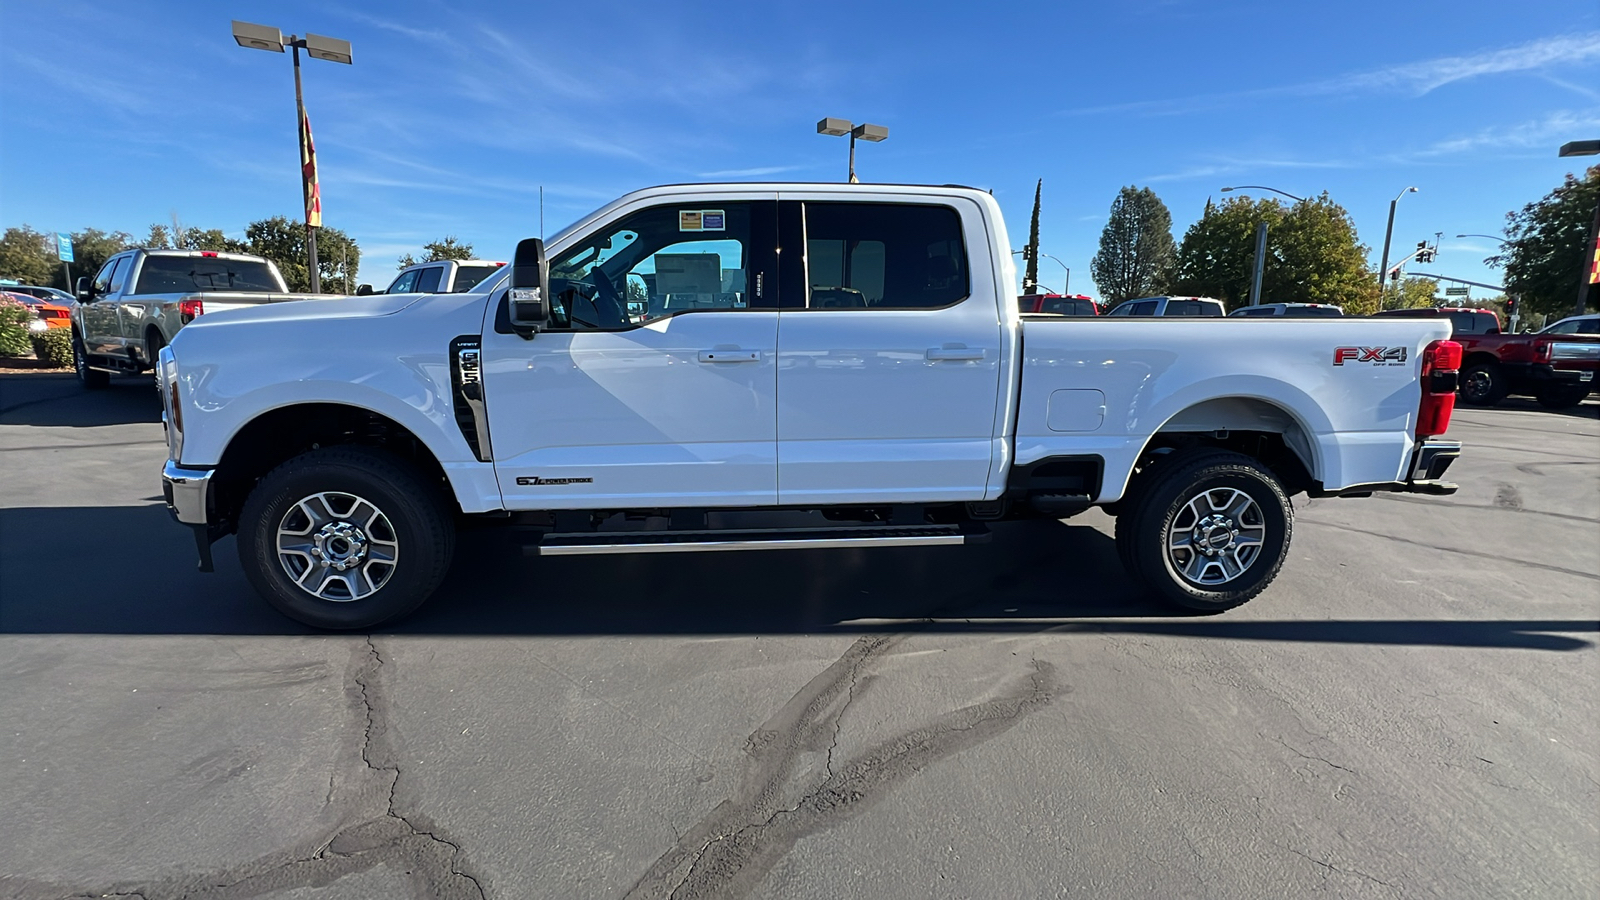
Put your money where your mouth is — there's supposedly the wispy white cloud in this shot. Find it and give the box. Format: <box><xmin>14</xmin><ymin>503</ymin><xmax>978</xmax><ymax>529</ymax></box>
<box><xmin>1142</xmin><ymin>156</ymin><xmax>1356</xmax><ymax>183</ymax></box>
<box><xmin>1405</xmin><ymin>108</ymin><xmax>1600</xmax><ymax>158</ymax></box>
<box><xmin>1060</xmin><ymin>31</ymin><xmax>1600</xmax><ymax>117</ymax></box>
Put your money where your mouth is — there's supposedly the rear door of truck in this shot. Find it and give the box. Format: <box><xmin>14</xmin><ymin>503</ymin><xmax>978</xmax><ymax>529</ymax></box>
<box><xmin>772</xmin><ymin>193</ymin><xmax>1005</xmax><ymax>504</ymax></box>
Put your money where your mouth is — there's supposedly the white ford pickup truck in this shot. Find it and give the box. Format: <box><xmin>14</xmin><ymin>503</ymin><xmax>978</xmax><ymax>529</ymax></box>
<box><xmin>158</xmin><ymin>183</ymin><xmax>1465</xmax><ymax>629</ymax></box>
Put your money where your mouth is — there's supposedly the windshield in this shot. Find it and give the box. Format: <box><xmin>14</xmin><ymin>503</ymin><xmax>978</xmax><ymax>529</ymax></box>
<box><xmin>132</xmin><ymin>255</ymin><xmax>282</xmax><ymax>294</ymax></box>
<box><xmin>452</xmin><ymin>264</ymin><xmax>503</xmax><ymax>292</ymax></box>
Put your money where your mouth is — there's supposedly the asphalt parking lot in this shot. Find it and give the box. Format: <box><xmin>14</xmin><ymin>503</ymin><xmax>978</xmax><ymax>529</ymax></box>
<box><xmin>1</xmin><ymin>371</ymin><xmax>1595</xmax><ymax>900</ymax></box>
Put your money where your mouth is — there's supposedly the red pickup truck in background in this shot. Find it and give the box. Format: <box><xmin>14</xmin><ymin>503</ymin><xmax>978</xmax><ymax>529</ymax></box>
<box><xmin>1452</xmin><ymin>314</ymin><xmax>1599</xmax><ymax>408</ymax></box>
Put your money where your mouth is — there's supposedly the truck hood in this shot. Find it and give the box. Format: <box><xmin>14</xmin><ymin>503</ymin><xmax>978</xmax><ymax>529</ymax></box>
<box><xmin>180</xmin><ymin>292</ymin><xmax>429</xmax><ymax>330</ymax></box>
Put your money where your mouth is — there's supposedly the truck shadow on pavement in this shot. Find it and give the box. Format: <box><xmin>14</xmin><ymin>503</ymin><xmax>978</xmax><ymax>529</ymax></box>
<box><xmin>0</xmin><ymin>372</ymin><xmax>162</xmax><ymax>427</ymax></box>
<box><xmin>1</xmin><ymin>504</ymin><xmax>1593</xmax><ymax>650</ymax></box>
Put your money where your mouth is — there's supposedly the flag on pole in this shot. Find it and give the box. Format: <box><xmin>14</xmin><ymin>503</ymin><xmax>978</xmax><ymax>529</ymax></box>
<box><xmin>300</xmin><ymin>107</ymin><xmax>322</xmax><ymax>228</ymax></box>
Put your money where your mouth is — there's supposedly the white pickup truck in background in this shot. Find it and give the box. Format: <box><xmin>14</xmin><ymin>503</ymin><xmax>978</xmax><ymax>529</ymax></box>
<box><xmin>70</xmin><ymin>248</ymin><xmax>327</xmax><ymax>388</ymax></box>
<box><xmin>158</xmin><ymin>183</ymin><xmax>1465</xmax><ymax>629</ymax></box>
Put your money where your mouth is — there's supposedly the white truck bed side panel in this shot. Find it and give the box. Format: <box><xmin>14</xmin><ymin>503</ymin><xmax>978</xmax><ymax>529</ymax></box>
<box><xmin>1016</xmin><ymin>318</ymin><xmax>1453</xmax><ymax>500</ymax></box>
<box><xmin>169</xmin><ymin>292</ymin><xmax>504</xmax><ymax>513</ymax></box>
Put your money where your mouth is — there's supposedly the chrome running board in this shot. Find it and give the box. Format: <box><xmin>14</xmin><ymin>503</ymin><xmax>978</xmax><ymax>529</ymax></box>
<box><xmin>538</xmin><ymin>524</ymin><xmax>987</xmax><ymax>556</ymax></box>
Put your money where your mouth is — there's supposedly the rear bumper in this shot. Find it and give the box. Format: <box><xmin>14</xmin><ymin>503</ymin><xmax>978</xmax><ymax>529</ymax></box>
<box><xmin>1504</xmin><ymin>361</ymin><xmax>1595</xmax><ymax>385</ymax></box>
<box><xmin>1310</xmin><ymin>439</ymin><xmax>1461</xmax><ymax>498</ymax></box>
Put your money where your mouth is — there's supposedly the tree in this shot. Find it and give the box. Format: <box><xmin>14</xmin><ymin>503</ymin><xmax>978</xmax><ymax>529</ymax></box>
<box><xmin>244</xmin><ymin>216</ymin><xmax>360</xmax><ymax>293</ymax></box>
<box><xmin>0</xmin><ymin>226</ymin><xmax>58</xmax><ymax>287</ymax></box>
<box><xmin>1170</xmin><ymin>193</ymin><xmax>1378</xmax><ymax>313</ymax></box>
<box><xmin>397</xmin><ymin>236</ymin><xmax>475</xmax><ymax>270</ymax></box>
<box><xmin>145</xmin><ymin>223</ymin><xmax>248</xmax><ymax>254</ymax></box>
<box><xmin>1381</xmin><ymin>276</ymin><xmax>1440</xmax><ymax>310</ymax></box>
<box><xmin>1489</xmin><ymin>165</ymin><xmax>1600</xmax><ymax>318</ymax></box>
<box><xmin>1090</xmin><ymin>186</ymin><xmax>1175</xmax><ymax>304</ymax></box>
<box><xmin>1023</xmin><ymin>180</ymin><xmax>1041</xmax><ymax>294</ymax></box>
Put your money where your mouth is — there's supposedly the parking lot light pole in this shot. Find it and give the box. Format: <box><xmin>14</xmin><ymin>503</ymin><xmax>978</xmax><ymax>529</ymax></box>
<box><xmin>1220</xmin><ymin>185</ymin><xmax>1305</xmax><ymax>203</ymax></box>
<box><xmin>817</xmin><ymin>118</ymin><xmax>888</xmax><ymax>183</ymax></box>
<box><xmin>1377</xmin><ymin>186</ymin><xmax>1419</xmax><ymax>292</ymax></box>
<box><xmin>233</xmin><ymin>21</ymin><xmax>353</xmax><ymax>293</ymax></box>
<box><xmin>1039</xmin><ymin>253</ymin><xmax>1070</xmax><ymax>294</ymax></box>
<box><xmin>1558</xmin><ymin>140</ymin><xmax>1600</xmax><ymax>316</ymax></box>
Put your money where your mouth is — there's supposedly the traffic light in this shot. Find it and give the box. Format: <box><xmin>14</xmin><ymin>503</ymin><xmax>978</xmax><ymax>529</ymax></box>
<box><xmin>1414</xmin><ymin>241</ymin><xmax>1434</xmax><ymax>264</ymax></box>
<box><xmin>1505</xmin><ymin>295</ymin><xmax>1518</xmax><ymax>317</ymax></box>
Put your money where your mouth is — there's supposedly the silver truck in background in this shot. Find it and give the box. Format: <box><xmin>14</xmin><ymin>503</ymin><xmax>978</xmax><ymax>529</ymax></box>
<box><xmin>70</xmin><ymin>248</ymin><xmax>331</xmax><ymax>389</ymax></box>
<box><xmin>356</xmin><ymin>258</ymin><xmax>506</xmax><ymax>296</ymax></box>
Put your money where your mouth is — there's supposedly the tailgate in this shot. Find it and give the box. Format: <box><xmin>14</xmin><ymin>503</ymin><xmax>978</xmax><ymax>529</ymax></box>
<box><xmin>191</xmin><ymin>292</ymin><xmax>334</xmax><ymax>313</ymax></box>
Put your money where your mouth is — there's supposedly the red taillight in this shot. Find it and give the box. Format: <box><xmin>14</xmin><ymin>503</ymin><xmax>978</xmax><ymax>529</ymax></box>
<box><xmin>1417</xmin><ymin>339</ymin><xmax>1461</xmax><ymax>438</ymax></box>
<box><xmin>179</xmin><ymin>298</ymin><xmax>203</xmax><ymax>322</ymax></box>
<box><xmin>199</xmin><ymin>251</ymin><xmax>218</xmax><ymax>258</ymax></box>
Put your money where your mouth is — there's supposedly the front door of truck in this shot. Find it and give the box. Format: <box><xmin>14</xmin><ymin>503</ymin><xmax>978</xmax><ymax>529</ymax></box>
<box><xmin>81</xmin><ymin>254</ymin><xmax>129</xmax><ymax>355</ymax></box>
<box><xmin>774</xmin><ymin>197</ymin><xmax>1005</xmax><ymax>505</ymax></box>
<box><xmin>481</xmin><ymin>197</ymin><xmax>782</xmax><ymax>510</ymax></box>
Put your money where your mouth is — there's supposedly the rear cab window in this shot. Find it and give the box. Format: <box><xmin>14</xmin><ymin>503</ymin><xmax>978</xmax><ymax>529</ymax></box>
<box><xmin>415</xmin><ymin>266</ymin><xmax>444</xmax><ymax>293</ymax></box>
<box><xmin>451</xmin><ymin>264</ymin><xmax>502</xmax><ymax>292</ymax></box>
<box><xmin>132</xmin><ymin>255</ymin><xmax>281</xmax><ymax>294</ymax></box>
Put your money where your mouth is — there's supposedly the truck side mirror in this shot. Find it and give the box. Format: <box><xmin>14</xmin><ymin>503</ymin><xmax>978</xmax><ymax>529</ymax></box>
<box><xmin>75</xmin><ymin>276</ymin><xmax>94</xmax><ymax>302</ymax></box>
<box><xmin>355</xmin><ymin>284</ymin><xmax>374</xmax><ymax>296</ymax></box>
<box><xmin>508</xmin><ymin>237</ymin><xmax>549</xmax><ymax>339</ymax></box>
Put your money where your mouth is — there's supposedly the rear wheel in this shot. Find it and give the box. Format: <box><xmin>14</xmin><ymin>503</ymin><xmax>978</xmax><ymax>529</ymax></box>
<box><xmin>1535</xmin><ymin>382</ymin><xmax>1591</xmax><ymax>409</ymax></box>
<box><xmin>238</xmin><ymin>447</ymin><xmax>455</xmax><ymax>630</ymax></box>
<box><xmin>1117</xmin><ymin>450</ymin><xmax>1292</xmax><ymax>612</ymax></box>
<box><xmin>1458</xmin><ymin>363</ymin><xmax>1506</xmax><ymax>406</ymax></box>
<box><xmin>73</xmin><ymin>332</ymin><xmax>109</xmax><ymax>390</ymax></box>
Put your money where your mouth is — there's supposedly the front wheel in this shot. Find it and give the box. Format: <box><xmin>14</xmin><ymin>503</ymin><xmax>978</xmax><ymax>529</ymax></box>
<box><xmin>238</xmin><ymin>447</ymin><xmax>455</xmax><ymax>630</ymax></box>
<box><xmin>1535</xmin><ymin>382</ymin><xmax>1590</xmax><ymax>410</ymax></box>
<box><xmin>73</xmin><ymin>332</ymin><xmax>109</xmax><ymax>389</ymax></box>
<box><xmin>1116</xmin><ymin>450</ymin><xmax>1292</xmax><ymax>612</ymax></box>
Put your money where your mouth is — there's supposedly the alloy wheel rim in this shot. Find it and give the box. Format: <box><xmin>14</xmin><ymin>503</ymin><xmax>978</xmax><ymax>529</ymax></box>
<box><xmin>1165</xmin><ymin>487</ymin><xmax>1266</xmax><ymax>586</ymax></box>
<box><xmin>1463</xmin><ymin>370</ymin><xmax>1490</xmax><ymax>401</ymax></box>
<box><xmin>275</xmin><ymin>491</ymin><xmax>399</xmax><ymax>602</ymax></box>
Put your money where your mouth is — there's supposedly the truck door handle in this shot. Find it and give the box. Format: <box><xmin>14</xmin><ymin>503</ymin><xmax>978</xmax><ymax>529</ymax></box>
<box><xmin>926</xmin><ymin>347</ymin><xmax>985</xmax><ymax>361</ymax></box>
<box><xmin>698</xmin><ymin>349</ymin><xmax>761</xmax><ymax>363</ymax></box>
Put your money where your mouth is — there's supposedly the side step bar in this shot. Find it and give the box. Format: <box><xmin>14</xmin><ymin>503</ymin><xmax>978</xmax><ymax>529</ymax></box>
<box><xmin>538</xmin><ymin>523</ymin><xmax>989</xmax><ymax>557</ymax></box>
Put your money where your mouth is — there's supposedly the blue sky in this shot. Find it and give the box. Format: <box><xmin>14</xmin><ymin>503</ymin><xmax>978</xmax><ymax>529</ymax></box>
<box><xmin>3</xmin><ymin>0</ymin><xmax>1598</xmax><ymax>298</ymax></box>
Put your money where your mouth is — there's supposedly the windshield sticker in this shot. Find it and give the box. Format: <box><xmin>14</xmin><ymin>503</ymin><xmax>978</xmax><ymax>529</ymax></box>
<box><xmin>679</xmin><ymin>210</ymin><xmax>725</xmax><ymax>232</ymax></box>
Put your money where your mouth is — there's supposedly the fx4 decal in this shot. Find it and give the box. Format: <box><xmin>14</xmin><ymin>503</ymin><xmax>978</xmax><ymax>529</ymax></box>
<box><xmin>1334</xmin><ymin>346</ymin><xmax>1408</xmax><ymax>366</ymax></box>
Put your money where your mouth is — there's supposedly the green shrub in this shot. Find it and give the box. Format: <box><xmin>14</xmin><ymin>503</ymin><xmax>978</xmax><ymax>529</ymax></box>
<box><xmin>0</xmin><ymin>300</ymin><xmax>34</xmax><ymax>357</ymax></box>
<box><xmin>31</xmin><ymin>327</ymin><xmax>74</xmax><ymax>368</ymax></box>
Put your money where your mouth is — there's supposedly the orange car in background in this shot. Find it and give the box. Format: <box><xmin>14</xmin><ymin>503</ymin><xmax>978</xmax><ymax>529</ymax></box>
<box><xmin>2</xmin><ymin>289</ymin><xmax>73</xmax><ymax>330</ymax></box>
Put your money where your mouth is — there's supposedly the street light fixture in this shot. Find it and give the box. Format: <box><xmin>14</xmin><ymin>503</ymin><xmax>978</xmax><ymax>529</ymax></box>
<box><xmin>1377</xmin><ymin>186</ymin><xmax>1419</xmax><ymax>291</ymax></box>
<box><xmin>233</xmin><ymin>20</ymin><xmax>353</xmax><ymax>293</ymax></box>
<box><xmin>817</xmin><ymin>117</ymin><xmax>888</xmax><ymax>183</ymax></box>
<box><xmin>1455</xmin><ymin>233</ymin><xmax>1509</xmax><ymax>246</ymax></box>
<box><xmin>1558</xmin><ymin>140</ymin><xmax>1600</xmax><ymax>157</ymax></box>
<box><xmin>1220</xmin><ymin>185</ymin><xmax>1306</xmax><ymax>203</ymax></box>
<box><xmin>1038</xmin><ymin>253</ymin><xmax>1071</xmax><ymax>294</ymax></box>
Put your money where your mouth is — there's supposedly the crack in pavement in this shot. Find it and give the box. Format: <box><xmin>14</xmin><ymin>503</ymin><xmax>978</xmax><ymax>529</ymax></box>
<box><xmin>623</xmin><ymin>635</ymin><xmax>1059</xmax><ymax>900</ymax></box>
<box><xmin>1287</xmin><ymin>847</ymin><xmax>1401</xmax><ymax>892</ymax></box>
<box><xmin>43</xmin><ymin>638</ymin><xmax>485</xmax><ymax>900</ymax></box>
<box><xmin>1267</xmin><ymin>735</ymin><xmax>1356</xmax><ymax>775</ymax></box>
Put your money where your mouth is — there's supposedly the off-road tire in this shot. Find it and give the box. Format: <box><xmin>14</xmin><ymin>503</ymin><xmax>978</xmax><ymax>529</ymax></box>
<box><xmin>73</xmin><ymin>332</ymin><xmax>109</xmax><ymax>390</ymax></box>
<box><xmin>1458</xmin><ymin>362</ymin><xmax>1507</xmax><ymax>407</ymax></box>
<box><xmin>238</xmin><ymin>446</ymin><xmax>455</xmax><ymax>630</ymax></box>
<box><xmin>1535</xmin><ymin>382</ymin><xmax>1591</xmax><ymax>410</ymax></box>
<box><xmin>1117</xmin><ymin>450</ymin><xmax>1292</xmax><ymax>612</ymax></box>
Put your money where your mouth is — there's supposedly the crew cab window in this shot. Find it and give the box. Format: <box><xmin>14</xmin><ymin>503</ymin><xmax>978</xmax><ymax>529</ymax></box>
<box><xmin>1235</xmin><ymin>306</ymin><xmax>1274</xmax><ymax>316</ymax></box>
<box><xmin>546</xmin><ymin>202</ymin><xmax>762</xmax><ymax>330</ymax></box>
<box><xmin>1542</xmin><ymin>317</ymin><xmax>1598</xmax><ymax>334</ymax></box>
<box><xmin>131</xmin><ymin>256</ymin><xmax>280</xmax><ymax>294</ymax></box>
<box><xmin>104</xmin><ymin>257</ymin><xmax>130</xmax><ymax>294</ymax></box>
<box><xmin>803</xmin><ymin>203</ymin><xmax>968</xmax><ymax>309</ymax></box>
<box><xmin>1117</xmin><ymin>300</ymin><xmax>1159</xmax><ymax>316</ymax></box>
<box><xmin>1166</xmin><ymin>300</ymin><xmax>1215</xmax><ymax>317</ymax></box>
<box><xmin>1446</xmin><ymin>311</ymin><xmax>1498</xmax><ymax>334</ymax></box>
<box><xmin>91</xmin><ymin>258</ymin><xmax>119</xmax><ymax>294</ymax></box>
<box><xmin>388</xmin><ymin>270</ymin><xmax>421</xmax><ymax>294</ymax></box>
<box><xmin>415</xmin><ymin>266</ymin><xmax>444</xmax><ymax>293</ymax></box>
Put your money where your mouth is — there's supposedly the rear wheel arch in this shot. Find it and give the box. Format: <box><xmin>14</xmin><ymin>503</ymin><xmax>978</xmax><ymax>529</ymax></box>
<box><xmin>1120</xmin><ymin>396</ymin><xmax>1319</xmax><ymax>501</ymax></box>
